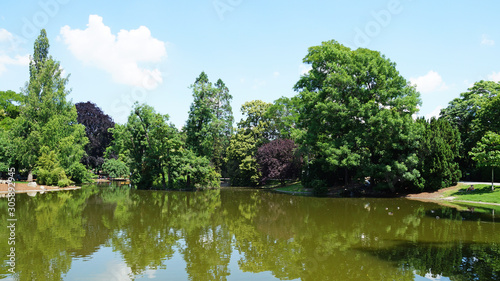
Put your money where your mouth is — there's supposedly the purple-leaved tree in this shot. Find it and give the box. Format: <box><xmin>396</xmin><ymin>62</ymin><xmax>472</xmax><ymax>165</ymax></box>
<box><xmin>256</xmin><ymin>139</ymin><xmax>302</xmax><ymax>185</ymax></box>
<box><xmin>76</xmin><ymin>102</ymin><xmax>115</xmax><ymax>168</ymax></box>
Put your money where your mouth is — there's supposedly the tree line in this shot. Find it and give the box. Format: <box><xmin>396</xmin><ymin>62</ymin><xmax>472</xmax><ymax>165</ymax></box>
<box><xmin>1</xmin><ymin>31</ymin><xmax>499</xmax><ymax>193</ymax></box>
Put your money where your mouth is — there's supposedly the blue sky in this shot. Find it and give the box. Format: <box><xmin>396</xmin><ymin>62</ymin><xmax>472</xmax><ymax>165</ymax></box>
<box><xmin>0</xmin><ymin>0</ymin><xmax>499</xmax><ymax>127</ymax></box>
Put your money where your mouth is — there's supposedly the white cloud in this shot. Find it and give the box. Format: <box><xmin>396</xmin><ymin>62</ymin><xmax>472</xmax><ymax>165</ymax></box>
<box><xmin>425</xmin><ymin>106</ymin><xmax>443</xmax><ymax>120</ymax></box>
<box><xmin>96</xmin><ymin>260</ymin><xmax>133</xmax><ymax>281</ymax></box>
<box><xmin>60</xmin><ymin>15</ymin><xmax>167</xmax><ymax>89</ymax></box>
<box><xmin>144</xmin><ymin>268</ymin><xmax>157</xmax><ymax>279</ymax></box>
<box><xmin>410</xmin><ymin>71</ymin><xmax>448</xmax><ymax>94</ymax></box>
<box><xmin>481</xmin><ymin>34</ymin><xmax>495</xmax><ymax>46</ymax></box>
<box><xmin>0</xmin><ymin>29</ymin><xmax>30</xmax><ymax>76</ymax></box>
<box><xmin>299</xmin><ymin>64</ymin><xmax>312</xmax><ymax>76</ymax></box>
<box><xmin>487</xmin><ymin>71</ymin><xmax>500</xmax><ymax>82</ymax></box>
<box><xmin>0</xmin><ymin>28</ymin><xmax>13</xmax><ymax>42</ymax></box>
<box><xmin>273</xmin><ymin>71</ymin><xmax>280</xmax><ymax>77</ymax></box>
<box><xmin>0</xmin><ymin>54</ymin><xmax>30</xmax><ymax>74</ymax></box>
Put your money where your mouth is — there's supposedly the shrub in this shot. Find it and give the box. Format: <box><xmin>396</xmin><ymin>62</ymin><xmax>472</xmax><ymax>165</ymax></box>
<box><xmin>57</xmin><ymin>178</ymin><xmax>73</xmax><ymax>187</ymax></box>
<box><xmin>101</xmin><ymin>158</ymin><xmax>129</xmax><ymax>178</ymax></box>
<box><xmin>195</xmin><ymin>168</ymin><xmax>220</xmax><ymax>189</ymax></box>
<box><xmin>67</xmin><ymin>162</ymin><xmax>93</xmax><ymax>184</ymax></box>
<box><xmin>37</xmin><ymin>167</ymin><xmax>65</xmax><ymax>186</ymax></box>
<box><xmin>182</xmin><ymin>153</ymin><xmax>221</xmax><ymax>189</ymax></box>
<box><xmin>309</xmin><ymin>179</ymin><xmax>328</xmax><ymax>196</ymax></box>
<box><xmin>36</xmin><ymin>147</ymin><xmax>70</xmax><ymax>186</ymax></box>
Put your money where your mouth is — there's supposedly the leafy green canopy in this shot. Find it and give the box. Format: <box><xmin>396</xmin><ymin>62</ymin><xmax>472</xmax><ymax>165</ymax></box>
<box><xmin>110</xmin><ymin>103</ymin><xmax>219</xmax><ymax>189</ymax></box>
<box><xmin>36</xmin><ymin>146</ymin><xmax>71</xmax><ymax>187</ymax></box>
<box><xmin>226</xmin><ymin>98</ymin><xmax>304</xmax><ymax>187</ymax></box>
<box><xmin>184</xmin><ymin>72</ymin><xmax>233</xmax><ymax>173</ymax></box>
<box><xmin>11</xmin><ymin>29</ymin><xmax>88</xmax><ymax>182</ymax></box>
<box><xmin>265</xmin><ymin>96</ymin><xmax>302</xmax><ymax>141</ymax></box>
<box><xmin>417</xmin><ymin>118</ymin><xmax>461</xmax><ymax>191</ymax></box>
<box><xmin>225</xmin><ymin>100</ymin><xmax>276</xmax><ymax>186</ymax></box>
<box><xmin>0</xmin><ymin>90</ymin><xmax>22</xmax><ymax>130</ymax></box>
<box><xmin>441</xmin><ymin>81</ymin><xmax>500</xmax><ymax>175</ymax></box>
<box><xmin>0</xmin><ymin>90</ymin><xmax>23</xmax><ymax>173</ymax></box>
<box><xmin>238</xmin><ymin>100</ymin><xmax>273</xmax><ymax>145</ymax></box>
<box><xmin>294</xmin><ymin>40</ymin><xmax>421</xmax><ymax>191</ymax></box>
<box><xmin>225</xmin><ymin>129</ymin><xmax>260</xmax><ymax>186</ymax></box>
<box><xmin>101</xmin><ymin>158</ymin><xmax>129</xmax><ymax>178</ymax></box>
<box><xmin>470</xmin><ymin>131</ymin><xmax>500</xmax><ymax>189</ymax></box>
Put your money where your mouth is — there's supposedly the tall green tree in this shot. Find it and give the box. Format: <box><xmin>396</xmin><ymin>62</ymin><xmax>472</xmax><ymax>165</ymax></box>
<box><xmin>470</xmin><ymin>131</ymin><xmax>500</xmax><ymax>190</ymax></box>
<box><xmin>101</xmin><ymin>158</ymin><xmax>129</xmax><ymax>179</ymax></box>
<box><xmin>225</xmin><ymin>129</ymin><xmax>260</xmax><ymax>186</ymax></box>
<box><xmin>0</xmin><ymin>90</ymin><xmax>23</xmax><ymax>174</ymax></box>
<box><xmin>441</xmin><ymin>80</ymin><xmax>500</xmax><ymax>176</ymax></box>
<box><xmin>0</xmin><ymin>133</ymin><xmax>11</xmax><ymax>175</ymax></box>
<box><xmin>118</xmin><ymin>103</ymin><xmax>180</xmax><ymax>188</ymax></box>
<box><xmin>0</xmin><ymin>90</ymin><xmax>22</xmax><ymax>130</ymax></box>
<box><xmin>294</xmin><ymin>40</ymin><xmax>421</xmax><ymax>191</ymax></box>
<box><xmin>417</xmin><ymin>118</ymin><xmax>461</xmax><ymax>191</ymax></box>
<box><xmin>11</xmin><ymin>29</ymin><xmax>88</xmax><ymax>182</ymax></box>
<box><xmin>225</xmin><ymin>100</ymin><xmax>276</xmax><ymax>186</ymax></box>
<box><xmin>238</xmin><ymin>100</ymin><xmax>274</xmax><ymax>145</ymax></box>
<box><xmin>112</xmin><ymin>103</ymin><xmax>219</xmax><ymax>189</ymax></box>
<box><xmin>476</xmin><ymin>93</ymin><xmax>500</xmax><ymax>134</ymax></box>
<box><xmin>265</xmin><ymin>96</ymin><xmax>302</xmax><ymax>141</ymax></box>
<box><xmin>184</xmin><ymin>72</ymin><xmax>233</xmax><ymax>173</ymax></box>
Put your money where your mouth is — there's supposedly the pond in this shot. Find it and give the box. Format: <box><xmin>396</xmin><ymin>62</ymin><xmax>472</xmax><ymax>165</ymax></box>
<box><xmin>1</xmin><ymin>185</ymin><xmax>499</xmax><ymax>281</ymax></box>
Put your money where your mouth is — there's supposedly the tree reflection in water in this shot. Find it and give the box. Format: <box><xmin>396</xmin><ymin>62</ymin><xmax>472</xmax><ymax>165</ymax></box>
<box><xmin>0</xmin><ymin>186</ymin><xmax>499</xmax><ymax>280</ymax></box>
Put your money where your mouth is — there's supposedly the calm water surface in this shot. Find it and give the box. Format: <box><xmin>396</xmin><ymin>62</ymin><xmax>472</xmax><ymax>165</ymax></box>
<box><xmin>1</xmin><ymin>185</ymin><xmax>499</xmax><ymax>280</ymax></box>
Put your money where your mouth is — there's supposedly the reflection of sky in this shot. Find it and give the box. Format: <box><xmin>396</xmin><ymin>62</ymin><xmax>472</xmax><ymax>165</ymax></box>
<box><xmin>414</xmin><ymin>272</ymin><xmax>451</xmax><ymax>281</ymax></box>
<box><xmin>226</xmin><ymin>248</ymin><xmax>298</xmax><ymax>281</ymax></box>
<box><xmin>63</xmin><ymin>246</ymin><xmax>134</xmax><ymax>281</ymax></box>
<box><xmin>63</xmin><ymin>246</ymin><xmax>176</xmax><ymax>281</ymax></box>
<box><xmin>61</xmin><ymin>242</ymin><xmax>290</xmax><ymax>281</ymax></box>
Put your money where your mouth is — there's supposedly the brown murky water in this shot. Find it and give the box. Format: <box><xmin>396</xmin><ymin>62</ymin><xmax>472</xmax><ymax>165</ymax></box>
<box><xmin>1</xmin><ymin>185</ymin><xmax>499</xmax><ymax>280</ymax></box>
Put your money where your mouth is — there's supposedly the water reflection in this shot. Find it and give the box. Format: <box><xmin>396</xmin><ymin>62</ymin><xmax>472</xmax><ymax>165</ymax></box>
<box><xmin>1</xmin><ymin>186</ymin><xmax>499</xmax><ymax>280</ymax></box>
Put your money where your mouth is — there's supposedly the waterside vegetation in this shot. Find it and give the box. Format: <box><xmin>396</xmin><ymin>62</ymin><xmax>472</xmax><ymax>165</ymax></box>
<box><xmin>0</xmin><ymin>30</ymin><xmax>499</xmax><ymax>202</ymax></box>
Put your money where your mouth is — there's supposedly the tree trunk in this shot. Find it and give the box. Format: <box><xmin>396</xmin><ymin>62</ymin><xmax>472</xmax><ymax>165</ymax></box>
<box><xmin>344</xmin><ymin>168</ymin><xmax>348</xmax><ymax>186</ymax></box>
<box><xmin>493</xmin><ymin>167</ymin><xmax>495</xmax><ymax>191</ymax></box>
<box><xmin>167</xmin><ymin>166</ymin><xmax>173</xmax><ymax>189</ymax></box>
<box><xmin>27</xmin><ymin>169</ymin><xmax>33</xmax><ymax>182</ymax></box>
<box><xmin>161</xmin><ymin>169</ymin><xmax>166</xmax><ymax>190</ymax></box>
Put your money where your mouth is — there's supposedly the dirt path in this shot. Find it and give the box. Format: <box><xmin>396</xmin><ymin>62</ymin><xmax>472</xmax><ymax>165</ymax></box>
<box><xmin>405</xmin><ymin>184</ymin><xmax>461</xmax><ymax>200</ymax></box>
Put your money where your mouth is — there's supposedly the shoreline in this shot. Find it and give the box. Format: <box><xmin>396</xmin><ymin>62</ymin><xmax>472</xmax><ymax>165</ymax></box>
<box><xmin>0</xmin><ymin>182</ymin><xmax>81</xmax><ymax>195</ymax></box>
<box><xmin>406</xmin><ymin>196</ymin><xmax>500</xmax><ymax>207</ymax></box>
<box><xmin>405</xmin><ymin>183</ymin><xmax>500</xmax><ymax>207</ymax></box>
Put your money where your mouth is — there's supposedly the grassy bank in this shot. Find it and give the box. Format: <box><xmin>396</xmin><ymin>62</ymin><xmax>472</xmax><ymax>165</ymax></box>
<box><xmin>273</xmin><ymin>182</ymin><xmax>310</xmax><ymax>193</ymax></box>
<box><xmin>444</xmin><ymin>184</ymin><xmax>500</xmax><ymax>204</ymax></box>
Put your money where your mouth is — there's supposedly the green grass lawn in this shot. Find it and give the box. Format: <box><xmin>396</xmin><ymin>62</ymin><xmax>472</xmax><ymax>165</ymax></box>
<box><xmin>274</xmin><ymin>182</ymin><xmax>308</xmax><ymax>193</ymax></box>
<box><xmin>448</xmin><ymin>184</ymin><xmax>500</xmax><ymax>204</ymax></box>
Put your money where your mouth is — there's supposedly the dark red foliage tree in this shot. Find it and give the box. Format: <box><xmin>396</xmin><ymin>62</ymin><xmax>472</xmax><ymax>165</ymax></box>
<box><xmin>256</xmin><ymin>139</ymin><xmax>302</xmax><ymax>185</ymax></box>
<box><xmin>75</xmin><ymin>102</ymin><xmax>115</xmax><ymax>168</ymax></box>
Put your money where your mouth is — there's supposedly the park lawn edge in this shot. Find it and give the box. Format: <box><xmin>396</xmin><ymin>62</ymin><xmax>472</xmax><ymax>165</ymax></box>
<box><xmin>408</xmin><ymin>183</ymin><xmax>500</xmax><ymax>207</ymax></box>
<box><xmin>273</xmin><ymin>182</ymin><xmax>311</xmax><ymax>193</ymax></box>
